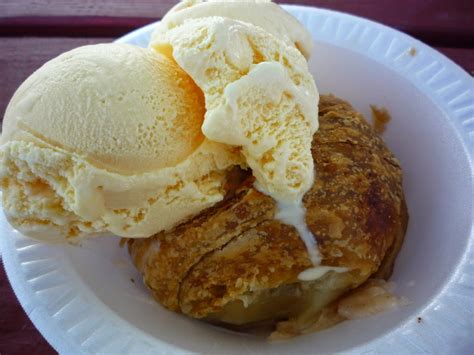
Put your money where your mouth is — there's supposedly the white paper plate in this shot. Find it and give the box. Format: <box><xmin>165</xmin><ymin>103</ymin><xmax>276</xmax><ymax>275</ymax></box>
<box><xmin>1</xmin><ymin>5</ymin><xmax>473</xmax><ymax>354</ymax></box>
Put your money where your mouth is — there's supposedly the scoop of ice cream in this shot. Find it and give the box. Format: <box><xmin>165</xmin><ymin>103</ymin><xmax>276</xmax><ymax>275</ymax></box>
<box><xmin>1</xmin><ymin>43</ymin><xmax>205</xmax><ymax>174</ymax></box>
<box><xmin>152</xmin><ymin>17</ymin><xmax>319</xmax><ymax>203</ymax></box>
<box><xmin>151</xmin><ymin>0</ymin><xmax>312</xmax><ymax>59</ymax></box>
<box><xmin>0</xmin><ymin>43</ymin><xmax>242</xmax><ymax>241</ymax></box>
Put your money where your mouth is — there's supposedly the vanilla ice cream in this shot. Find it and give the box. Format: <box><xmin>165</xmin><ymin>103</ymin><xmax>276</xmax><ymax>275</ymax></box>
<box><xmin>0</xmin><ymin>43</ymin><xmax>242</xmax><ymax>241</ymax></box>
<box><xmin>151</xmin><ymin>0</ymin><xmax>313</xmax><ymax>59</ymax></box>
<box><xmin>1</xmin><ymin>1</ymin><xmax>320</xmax><ymax>246</ymax></box>
<box><xmin>152</xmin><ymin>17</ymin><xmax>319</xmax><ymax>203</ymax></box>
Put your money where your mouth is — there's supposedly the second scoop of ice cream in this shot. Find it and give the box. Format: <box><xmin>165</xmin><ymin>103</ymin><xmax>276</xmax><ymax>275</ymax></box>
<box><xmin>152</xmin><ymin>17</ymin><xmax>319</xmax><ymax>203</ymax></box>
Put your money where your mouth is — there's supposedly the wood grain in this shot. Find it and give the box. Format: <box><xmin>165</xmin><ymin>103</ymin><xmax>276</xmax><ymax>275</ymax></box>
<box><xmin>0</xmin><ymin>37</ymin><xmax>112</xmax><ymax>118</ymax></box>
<box><xmin>0</xmin><ymin>0</ymin><xmax>473</xmax><ymax>46</ymax></box>
<box><xmin>0</xmin><ymin>16</ymin><xmax>153</xmax><ymax>37</ymax></box>
<box><xmin>1</xmin><ymin>0</ymin><xmax>176</xmax><ymax>18</ymax></box>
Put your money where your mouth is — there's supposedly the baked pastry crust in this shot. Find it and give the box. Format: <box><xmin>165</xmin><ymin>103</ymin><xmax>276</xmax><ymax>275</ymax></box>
<box><xmin>128</xmin><ymin>95</ymin><xmax>408</xmax><ymax>336</ymax></box>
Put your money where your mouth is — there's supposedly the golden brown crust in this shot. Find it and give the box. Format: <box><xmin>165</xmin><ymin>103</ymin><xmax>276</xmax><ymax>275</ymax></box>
<box><xmin>180</xmin><ymin>221</ymin><xmax>311</xmax><ymax>317</ymax></box>
<box><xmin>128</xmin><ymin>94</ymin><xmax>408</xmax><ymax>332</ymax></box>
<box><xmin>373</xmin><ymin>198</ymin><xmax>408</xmax><ymax>280</ymax></box>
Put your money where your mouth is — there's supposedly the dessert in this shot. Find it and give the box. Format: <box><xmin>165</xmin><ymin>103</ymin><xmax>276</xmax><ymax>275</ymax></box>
<box><xmin>128</xmin><ymin>95</ymin><xmax>408</xmax><ymax>338</ymax></box>
<box><xmin>0</xmin><ymin>0</ymin><xmax>409</xmax><ymax>340</ymax></box>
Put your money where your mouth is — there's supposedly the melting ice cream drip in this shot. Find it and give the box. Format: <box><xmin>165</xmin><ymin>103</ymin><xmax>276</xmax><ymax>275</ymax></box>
<box><xmin>274</xmin><ymin>197</ymin><xmax>321</xmax><ymax>265</ymax></box>
<box><xmin>276</xmin><ymin>199</ymin><xmax>349</xmax><ymax>281</ymax></box>
<box><xmin>254</xmin><ymin>182</ymin><xmax>321</xmax><ymax>265</ymax></box>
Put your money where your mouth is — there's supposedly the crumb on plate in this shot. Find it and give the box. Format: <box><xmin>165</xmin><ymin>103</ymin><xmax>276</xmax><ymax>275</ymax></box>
<box><xmin>370</xmin><ymin>105</ymin><xmax>392</xmax><ymax>134</ymax></box>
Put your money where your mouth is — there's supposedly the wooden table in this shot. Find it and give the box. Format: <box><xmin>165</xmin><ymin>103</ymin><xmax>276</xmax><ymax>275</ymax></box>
<box><xmin>0</xmin><ymin>1</ymin><xmax>473</xmax><ymax>353</ymax></box>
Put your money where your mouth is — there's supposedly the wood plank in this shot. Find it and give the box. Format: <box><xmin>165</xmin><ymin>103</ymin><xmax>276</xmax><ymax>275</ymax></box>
<box><xmin>0</xmin><ymin>16</ymin><xmax>153</xmax><ymax>37</ymax></box>
<box><xmin>0</xmin><ymin>0</ymin><xmax>473</xmax><ymax>47</ymax></box>
<box><xmin>0</xmin><ymin>37</ymin><xmax>112</xmax><ymax>118</ymax></box>
<box><xmin>1</xmin><ymin>0</ymin><xmax>176</xmax><ymax>18</ymax></box>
